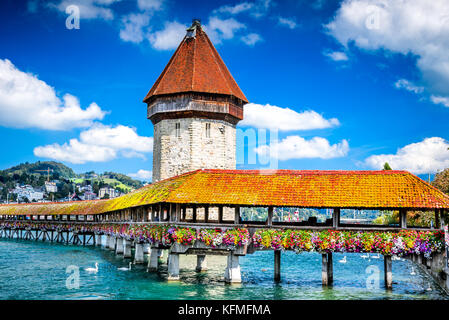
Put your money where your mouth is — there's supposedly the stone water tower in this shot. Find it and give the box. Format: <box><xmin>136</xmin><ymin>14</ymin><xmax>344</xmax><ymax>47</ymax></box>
<box><xmin>144</xmin><ymin>19</ymin><xmax>248</xmax><ymax>182</ymax></box>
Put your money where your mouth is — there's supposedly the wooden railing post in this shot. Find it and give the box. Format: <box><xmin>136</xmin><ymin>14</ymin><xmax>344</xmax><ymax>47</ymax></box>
<box><xmin>192</xmin><ymin>205</ymin><xmax>197</xmax><ymax>223</ymax></box>
<box><xmin>332</xmin><ymin>208</ymin><xmax>340</xmax><ymax>228</ymax></box>
<box><xmin>435</xmin><ymin>209</ymin><xmax>441</xmax><ymax>229</ymax></box>
<box><xmin>234</xmin><ymin>205</ymin><xmax>240</xmax><ymax>225</ymax></box>
<box><xmin>399</xmin><ymin>209</ymin><xmax>407</xmax><ymax>229</ymax></box>
<box><xmin>205</xmin><ymin>205</ymin><xmax>209</xmax><ymax>223</ymax></box>
<box><xmin>218</xmin><ymin>206</ymin><xmax>223</xmax><ymax>224</ymax></box>
<box><xmin>267</xmin><ymin>206</ymin><xmax>273</xmax><ymax>226</ymax></box>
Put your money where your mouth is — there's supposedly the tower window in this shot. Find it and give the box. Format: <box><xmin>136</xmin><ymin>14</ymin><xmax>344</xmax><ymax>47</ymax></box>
<box><xmin>175</xmin><ymin>123</ymin><xmax>180</xmax><ymax>137</ymax></box>
<box><xmin>205</xmin><ymin>123</ymin><xmax>211</xmax><ymax>138</ymax></box>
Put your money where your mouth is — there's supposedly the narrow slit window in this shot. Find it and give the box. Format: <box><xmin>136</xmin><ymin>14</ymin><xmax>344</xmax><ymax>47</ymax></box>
<box><xmin>175</xmin><ymin>123</ymin><xmax>180</xmax><ymax>137</ymax></box>
<box><xmin>206</xmin><ymin>123</ymin><xmax>211</xmax><ymax>138</ymax></box>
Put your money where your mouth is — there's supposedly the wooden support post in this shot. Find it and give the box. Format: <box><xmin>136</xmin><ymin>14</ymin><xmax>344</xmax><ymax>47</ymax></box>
<box><xmin>435</xmin><ymin>209</ymin><xmax>441</xmax><ymax>229</ymax></box>
<box><xmin>267</xmin><ymin>206</ymin><xmax>273</xmax><ymax>226</ymax></box>
<box><xmin>234</xmin><ymin>206</ymin><xmax>241</xmax><ymax>225</ymax></box>
<box><xmin>322</xmin><ymin>253</ymin><xmax>333</xmax><ymax>286</ymax></box>
<box><xmin>399</xmin><ymin>209</ymin><xmax>407</xmax><ymax>228</ymax></box>
<box><xmin>384</xmin><ymin>255</ymin><xmax>392</xmax><ymax>290</ymax></box>
<box><xmin>218</xmin><ymin>206</ymin><xmax>223</xmax><ymax>223</ymax></box>
<box><xmin>192</xmin><ymin>205</ymin><xmax>197</xmax><ymax>223</ymax></box>
<box><xmin>205</xmin><ymin>205</ymin><xmax>209</xmax><ymax>223</ymax></box>
<box><xmin>158</xmin><ymin>204</ymin><xmax>162</xmax><ymax>221</ymax></box>
<box><xmin>175</xmin><ymin>204</ymin><xmax>181</xmax><ymax>222</ymax></box>
<box><xmin>274</xmin><ymin>250</ymin><xmax>281</xmax><ymax>282</ymax></box>
<box><xmin>332</xmin><ymin>208</ymin><xmax>340</xmax><ymax>228</ymax></box>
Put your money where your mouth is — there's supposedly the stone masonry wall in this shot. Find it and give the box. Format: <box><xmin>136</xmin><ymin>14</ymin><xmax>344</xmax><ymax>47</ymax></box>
<box><xmin>153</xmin><ymin>118</ymin><xmax>236</xmax><ymax>182</ymax></box>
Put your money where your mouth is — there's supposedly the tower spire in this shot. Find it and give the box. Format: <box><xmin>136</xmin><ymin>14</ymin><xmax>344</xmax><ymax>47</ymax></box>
<box><xmin>143</xmin><ymin>20</ymin><xmax>248</xmax><ymax>182</ymax></box>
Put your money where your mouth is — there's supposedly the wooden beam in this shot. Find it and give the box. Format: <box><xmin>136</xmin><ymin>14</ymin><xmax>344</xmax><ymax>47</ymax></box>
<box><xmin>384</xmin><ymin>255</ymin><xmax>392</xmax><ymax>290</ymax></box>
<box><xmin>218</xmin><ymin>206</ymin><xmax>223</xmax><ymax>224</ymax></box>
<box><xmin>267</xmin><ymin>206</ymin><xmax>273</xmax><ymax>226</ymax></box>
<box><xmin>274</xmin><ymin>250</ymin><xmax>281</xmax><ymax>282</ymax></box>
<box><xmin>234</xmin><ymin>205</ymin><xmax>241</xmax><ymax>225</ymax></box>
<box><xmin>399</xmin><ymin>209</ymin><xmax>407</xmax><ymax>229</ymax></box>
<box><xmin>205</xmin><ymin>205</ymin><xmax>209</xmax><ymax>223</ymax></box>
<box><xmin>192</xmin><ymin>205</ymin><xmax>197</xmax><ymax>223</ymax></box>
<box><xmin>435</xmin><ymin>209</ymin><xmax>441</xmax><ymax>229</ymax></box>
<box><xmin>332</xmin><ymin>208</ymin><xmax>340</xmax><ymax>228</ymax></box>
<box><xmin>175</xmin><ymin>204</ymin><xmax>181</xmax><ymax>222</ymax></box>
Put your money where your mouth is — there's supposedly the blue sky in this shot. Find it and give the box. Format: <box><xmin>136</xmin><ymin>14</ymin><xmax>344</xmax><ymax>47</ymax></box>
<box><xmin>1</xmin><ymin>0</ymin><xmax>449</xmax><ymax>181</ymax></box>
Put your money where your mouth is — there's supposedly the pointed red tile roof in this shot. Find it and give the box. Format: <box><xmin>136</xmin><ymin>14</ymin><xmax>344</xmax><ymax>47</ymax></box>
<box><xmin>143</xmin><ymin>21</ymin><xmax>248</xmax><ymax>104</ymax></box>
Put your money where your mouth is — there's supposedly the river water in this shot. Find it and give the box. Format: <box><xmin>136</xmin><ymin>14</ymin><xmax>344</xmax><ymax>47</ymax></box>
<box><xmin>0</xmin><ymin>237</ymin><xmax>447</xmax><ymax>300</ymax></box>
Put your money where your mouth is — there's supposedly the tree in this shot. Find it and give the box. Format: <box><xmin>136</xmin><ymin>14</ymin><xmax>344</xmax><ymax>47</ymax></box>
<box><xmin>101</xmin><ymin>193</ymin><xmax>110</xmax><ymax>199</ymax></box>
<box><xmin>432</xmin><ymin>168</ymin><xmax>449</xmax><ymax>195</ymax></box>
<box><xmin>383</xmin><ymin>162</ymin><xmax>392</xmax><ymax>170</ymax></box>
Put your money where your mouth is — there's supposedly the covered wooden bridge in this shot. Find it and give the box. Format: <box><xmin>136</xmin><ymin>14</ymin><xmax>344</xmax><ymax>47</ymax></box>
<box><xmin>1</xmin><ymin>169</ymin><xmax>448</xmax><ymax>288</ymax></box>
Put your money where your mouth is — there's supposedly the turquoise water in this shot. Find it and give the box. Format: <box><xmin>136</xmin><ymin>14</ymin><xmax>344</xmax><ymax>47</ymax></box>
<box><xmin>0</xmin><ymin>236</ymin><xmax>447</xmax><ymax>300</ymax></box>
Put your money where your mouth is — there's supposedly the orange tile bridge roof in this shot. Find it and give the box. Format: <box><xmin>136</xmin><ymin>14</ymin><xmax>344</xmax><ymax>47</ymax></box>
<box><xmin>1</xmin><ymin>169</ymin><xmax>449</xmax><ymax>216</ymax></box>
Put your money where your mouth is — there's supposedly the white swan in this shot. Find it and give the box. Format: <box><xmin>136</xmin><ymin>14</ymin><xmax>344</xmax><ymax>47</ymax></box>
<box><xmin>118</xmin><ymin>262</ymin><xmax>132</xmax><ymax>271</ymax></box>
<box><xmin>392</xmin><ymin>255</ymin><xmax>400</xmax><ymax>261</ymax></box>
<box><xmin>339</xmin><ymin>256</ymin><xmax>347</xmax><ymax>263</ymax></box>
<box><xmin>85</xmin><ymin>262</ymin><xmax>98</xmax><ymax>273</ymax></box>
<box><xmin>410</xmin><ymin>267</ymin><xmax>416</xmax><ymax>276</ymax></box>
<box><xmin>372</xmin><ymin>253</ymin><xmax>381</xmax><ymax>259</ymax></box>
<box><xmin>361</xmin><ymin>253</ymin><xmax>370</xmax><ymax>259</ymax></box>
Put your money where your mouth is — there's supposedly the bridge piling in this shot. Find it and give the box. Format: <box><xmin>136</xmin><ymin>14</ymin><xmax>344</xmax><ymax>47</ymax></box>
<box><xmin>384</xmin><ymin>255</ymin><xmax>392</xmax><ymax>289</ymax></box>
<box><xmin>322</xmin><ymin>253</ymin><xmax>333</xmax><ymax>286</ymax></box>
<box><xmin>224</xmin><ymin>253</ymin><xmax>242</xmax><ymax>284</ymax></box>
<box><xmin>115</xmin><ymin>238</ymin><xmax>124</xmax><ymax>254</ymax></box>
<box><xmin>167</xmin><ymin>253</ymin><xmax>180</xmax><ymax>281</ymax></box>
<box><xmin>274</xmin><ymin>250</ymin><xmax>281</xmax><ymax>282</ymax></box>
<box><xmin>134</xmin><ymin>243</ymin><xmax>144</xmax><ymax>264</ymax></box>
<box><xmin>95</xmin><ymin>234</ymin><xmax>101</xmax><ymax>246</ymax></box>
<box><xmin>196</xmin><ymin>255</ymin><xmax>207</xmax><ymax>272</ymax></box>
<box><xmin>147</xmin><ymin>248</ymin><xmax>159</xmax><ymax>272</ymax></box>
<box><xmin>123</xmin><ymin>239</ymin><xmax>132</xmax><ymax>258</ymax></box>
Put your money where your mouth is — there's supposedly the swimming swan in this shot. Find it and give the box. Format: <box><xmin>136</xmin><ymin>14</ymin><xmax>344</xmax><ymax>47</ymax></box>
<box><xmin>85</xmin><ymin>262</ymin><xmax>98</xmax><ymax>273</ymax></box>
<box><xmin>118</xmin><ymin>262</ymin><xmax>132</xmax><ymax>271</ymax></box>
<box><xmin>339</xmin><ymin>256</ymin><xmax>347</xmax><ymax>263</ymax></box>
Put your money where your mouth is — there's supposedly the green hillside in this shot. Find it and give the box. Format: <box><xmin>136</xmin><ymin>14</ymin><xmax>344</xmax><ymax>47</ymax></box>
<box><xmin>2</xmin><ymin>161</ymin><xmax>76</xmax><ymax>180</ymax></box>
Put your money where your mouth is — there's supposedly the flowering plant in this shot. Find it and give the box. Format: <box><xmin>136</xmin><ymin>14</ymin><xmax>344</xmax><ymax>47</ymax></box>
<box><xmin>252</xmin><ymin>228</ymin><xmax>444</xmax><ymax>257</ymax></box>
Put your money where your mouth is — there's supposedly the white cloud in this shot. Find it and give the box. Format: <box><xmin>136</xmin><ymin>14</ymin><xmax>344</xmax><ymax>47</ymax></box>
<box><xmin>394</xmin><ymin>79</ymin><xmax>424</xmax><ymax>94</ymax></box>
<box><xmin>325</xmin><ymin>0</ymin><xmax>449</xmax><ymax>99</ymax></box>
<box><xmin>0</xmin><ymin>59</ymin><xmax>106</xmax><ymax>130</ymax></box>
<box><xmin>214</xmin><ymin>2</ymin><xmax>254</xmax><ymax>15</ymax></box>
<box><xmin>364</xmin><ymin>137</ymin><xmax>449</xmax><ymax>174</ymax></box>
<box><xmin>147</xmin><ymin>21</ymin><xmax>186</xmax><ymax>50</ymax></box>
<box><xmin>53</xmin><ymin>0</ymin><xmax>120</xmax><ymax>20</ymax></box>
<box><xmin>278</xmin><ymin>17</ymin><xmax>297</xmax><ymax>29</ymax></box>
<box><xmin>240</xmin><ymin>33</ymin><xmax>263</xmax><ymax>46</ymax></box>
<box><xmin>239</xmin><ymin>103</ymin><xmax>340</xmax><ymax>131</ymax></box>
<box><xmin>430</xmin><ymin>95</ymin><xmax>449</xmax><ymax>107</ymax></box>
<box><xmin>204</xmin><ymin>16</ymin><xmax>246</xmax><ymax>44</ymax></box>
<box><xmin>34</xmin><ymin>124</ymin><xmax>153</xmax><ymax>164</ymax></box>
<box><xmin>255</xmin><ymin>136</ymin><xmax>349</xmax><ymax>160</ymax></box>
<box><xmin>213</xmin><ymin>0</ymin><xmax>272</xmax><ymax>18</ymax></box>
<box><xmin>120</xmin><ymin>13</ymin><xmax>150</xmax><ymax>43</ymax></box>
<box><xmin>324</xmin><ymin>51</ymin><xmax>348</xmax><ymax>61</ymax></box>
<box><xmin>137</xmin><ymin>0</ymin><xmax>163</xmax><ymax>11</ymax></box>
<box><xmin>128</xmin><ymin>169</ymin><xmax>153</xmax><ymax>180</ymax></box>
